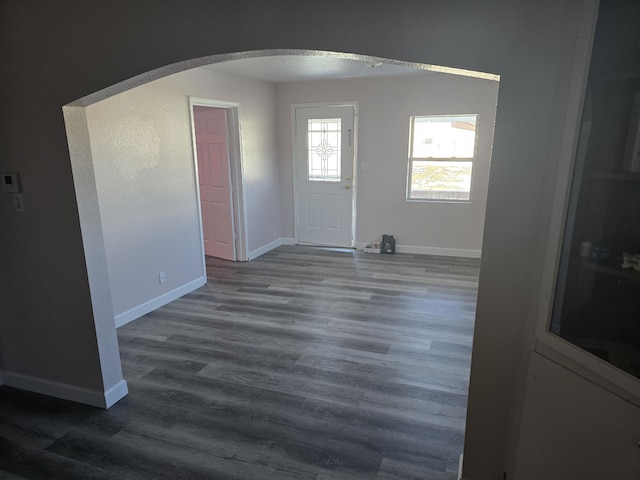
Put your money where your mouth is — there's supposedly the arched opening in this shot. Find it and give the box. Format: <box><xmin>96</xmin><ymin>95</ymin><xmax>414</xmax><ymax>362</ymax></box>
<box><xmin>64</xmin><ymin>49</ymin><xmax>499</xmax><ymax>330</ymax></box>
<box><xmin>61</xmin><ymin>48</ymin><xmax>500</xmax><ymax>477</ymax></box>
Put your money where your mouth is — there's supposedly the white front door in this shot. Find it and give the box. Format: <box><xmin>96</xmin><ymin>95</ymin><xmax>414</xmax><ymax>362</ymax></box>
<box><xmin>294</xmin><ymin>105</ymin><xmax>355</xmax><ymax>247</ymax></box>
<box><xmin>193</xmin><ymin>106</ymin><xmax>236</xmax><ymax>261</ymax></box>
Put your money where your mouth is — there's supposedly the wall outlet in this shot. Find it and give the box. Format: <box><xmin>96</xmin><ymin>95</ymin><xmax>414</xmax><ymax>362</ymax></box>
<box><xmin>159</xmin><ymin>271</ymin><xmax>166</xmax><ymax>284</ymax></box>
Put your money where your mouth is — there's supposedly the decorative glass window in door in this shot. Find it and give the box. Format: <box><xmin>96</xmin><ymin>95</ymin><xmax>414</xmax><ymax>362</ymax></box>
<box><xmin>308</xmin><ymin>118</ymin><xmax>341</xmax><ymax>182</ymax></box>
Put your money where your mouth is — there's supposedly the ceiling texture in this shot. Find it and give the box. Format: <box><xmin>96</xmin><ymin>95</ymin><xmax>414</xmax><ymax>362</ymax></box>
<box><xmin>202</xmin><ymin>55</ymin><xmax>430</xmax><ymax>83</ymax></box>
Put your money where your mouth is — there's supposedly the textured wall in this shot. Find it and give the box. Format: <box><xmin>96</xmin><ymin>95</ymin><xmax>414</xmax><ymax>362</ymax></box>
<box><xmin>276</xmin><ymin>73</ymin><xmax>499</xmax><ymax>255</ymax></box>
<box><xmin>159</xmin><ymin>69</ymin><xmax>281</xmax><ymax>254</ymax></box>
<box><xmin>85</xmin><ymin>67</ymin><xmax>280</xmax><ymax>318</ymax></box>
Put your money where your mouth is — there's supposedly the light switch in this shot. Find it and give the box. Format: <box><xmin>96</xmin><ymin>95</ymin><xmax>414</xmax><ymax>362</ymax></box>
<box><xmin>2</xmin><ymin>173</ymin><xmax>21</xmax><ymax>193</ymax></box>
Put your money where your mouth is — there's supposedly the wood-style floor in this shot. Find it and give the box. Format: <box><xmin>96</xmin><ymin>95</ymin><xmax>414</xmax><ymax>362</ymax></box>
<box><xmin>0</xmin><ymin>246</ymin><xmax>480</xmax><ymax>480</ymax></box>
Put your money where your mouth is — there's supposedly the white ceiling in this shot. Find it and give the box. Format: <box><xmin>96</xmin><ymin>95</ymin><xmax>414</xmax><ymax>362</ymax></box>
<box><xmin>201</xmin><ymin>55</ymin><xmax>430</xmax><ymax>83</ymax></box>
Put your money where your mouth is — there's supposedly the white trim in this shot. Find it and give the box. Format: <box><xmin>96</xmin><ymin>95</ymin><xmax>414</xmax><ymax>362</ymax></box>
<box><xmin>396</xmin><ymin>244</ymin><xmax>481</xmax><ymax>258</ymax></box>
<box><xmin>228</xmin><ymin>107</ymin><xmax>249</xmax><ymax>261</ymax></box>
<box><xmin>103</xmin><ymin>380</ymin><xmax>129</xmax><ymax>408</ymax></box>
<box><xmin>248</xmin><ymin>238</ymin><xmax>286</xmax><ymax>260</ymax></box>
<box><xmin>188</xmin><ymin>101</ymin><xmax>208</xmax><ymax>277</ymax></box>
<box><xmin>189</xmin><ymin>96</ymin><xmax>242</xmax><ymax>109</ymax></box>
<box><xmin>355</xmin><ymin>242</ymin><xmax>481</xmax><ymax>258</ymax></box>
<box><xmin>535</xmin><ymin>339</ymin><xmax>640</xmax><ymax>408</ymax></box>
<box><xmin>458</xmin><ymin>453</ymin><xmax>464</xmax><ymax>480</ymax></box>
<box><xmin>406</xmin><ymin>114</ymin><xmax>479</xmax><ymax>203</ymax></box>
<box><xmin>291</xmin><ymin>106</ymin><xmax>299</xmax><ymax>245</ymax></box>
<box><xmin>115</xmin><ymin>277</ymin><xmax>206</xmax><ymax>327</ymax></box>
<box><xmin>2</xmin><ymin>372</ymin><xmax>128</xmax><ymax>409</ymax></box>
<box><xmin>248</xmin><ymin>237</ymin><xmax>295</xmax><ymax>260</ymax></box>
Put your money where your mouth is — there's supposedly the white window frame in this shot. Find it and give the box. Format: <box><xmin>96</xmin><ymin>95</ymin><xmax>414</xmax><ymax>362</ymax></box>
<box><xmin>406</xmin><ymin>114</ymin><xmax>479</xmax><ymax>203</ymax></box>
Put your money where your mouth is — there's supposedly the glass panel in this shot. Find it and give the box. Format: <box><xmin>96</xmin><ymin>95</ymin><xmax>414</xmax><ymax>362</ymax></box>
<box><xmin>308</xmin><ymin>118</ymin><xmax>341</xmax><ymax>182</ymax></box>
<box><xmin>412</xmin><ymin>115</ymin><xmax>477</xmax><ymax>158</ymax></box>
<box><xmin>410</xmin><ymin>160</ymin><xmax>472</xmax><ymax>201</ymax></box>
<box><xmin>551</xmin><ymin>3</ymin><xmax>640</xmax><ymax>381</ymax></box>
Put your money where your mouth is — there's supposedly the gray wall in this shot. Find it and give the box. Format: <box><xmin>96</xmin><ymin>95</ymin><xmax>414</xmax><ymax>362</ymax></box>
<box><xmin>276</xmin><ymin>73</ymin><xmax>499</xmax><ymax>255</ymax></box>
<box><xmin>85</xmin><ymin>67</ymin><xmax>280</xmax><ymax>320</ymax></box>
<box><xmin>512</xmin><ymin>352</ymin><xmax>640</xmax><ymax>478</ymax></box>
<box><xmin>0</xmin><ymin>1</ymin><xmax>598</xmax><ymax>478</ymax></box>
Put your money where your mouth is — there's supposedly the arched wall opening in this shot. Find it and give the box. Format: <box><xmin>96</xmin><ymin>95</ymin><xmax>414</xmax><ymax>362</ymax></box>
<box><xmin>63</xmin><ymin>50</ymin><xmax>501</xmax><ymax>480</ymax></box>
<box><xmin>0</xmin><ymin>2</ymin><xmax>598</xmax><ymax>478</ymax></box>
<box><xmin>63</xmin><ymin>48</ymin><xmax>501</xmax><ymax>342</ymax></box>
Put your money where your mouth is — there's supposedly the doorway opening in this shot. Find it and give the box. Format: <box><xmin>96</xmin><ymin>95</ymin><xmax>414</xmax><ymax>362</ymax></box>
<box><xmin>293</xmin><ymin>103</ymin><xmax>357</xmax><ymax>248</ymax></box>
<box><xmin>189</xmin><ymin>97</ymin><xmax>248</xmax><ymax>262</ymax></box>
<box><xmin>63</xmin><ymin>52</ymin><xmax>500</xmax><ymax>437</ymax></box>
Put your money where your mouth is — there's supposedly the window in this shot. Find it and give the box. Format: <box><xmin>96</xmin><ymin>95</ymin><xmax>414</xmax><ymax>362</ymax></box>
<box><xmin>407</xmin><ymin>114</ymin><xmax>478</xmax><ymax>201</ymax></box>
<box><xmin>308</xmin><ymin>118</ymin><xmax>341</xmax><ymax>182</ymax></box>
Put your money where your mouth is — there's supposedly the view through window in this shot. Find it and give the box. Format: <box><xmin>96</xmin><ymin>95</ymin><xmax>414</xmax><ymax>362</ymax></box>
<box><xmin>407</xmin><ymin>114</ymin><xmax>478</xmax><ymax>201</ymax></box>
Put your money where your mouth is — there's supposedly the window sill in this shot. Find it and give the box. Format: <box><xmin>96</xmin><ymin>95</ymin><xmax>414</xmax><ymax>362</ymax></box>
<box><xmin>406</xmin><ymin>198</ymin><xmax>472</xmax><ymax>204</ymax></box>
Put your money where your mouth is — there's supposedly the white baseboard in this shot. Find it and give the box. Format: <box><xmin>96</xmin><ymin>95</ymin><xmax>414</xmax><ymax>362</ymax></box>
<box><xmin>3</xmin><ymin>371</ymin><xmax>128</xmax><ymax>409</ymax></box>
<box><xmin>103</xmin><ymin>379</ymin><xmax>129</xmax><ymax>408</ymax></box>
<box><xmin>114</xmin><ymin>277</ymin><xmax>206</xmax><ymax>328</ymax></box>
<box><xmin>355</xmin><ymin>242</ymin><xmax>481</xmax><ymax>258</ymax></box>
<box><xmin>397</xmin><ymin>244</ymin><xmax>481</xmax><ymax>258</ymax></box>
<box><xmin>248</xmin><ymin>237</ymin><xmax>295</xmax><ymax>260</ymax></box>
<box><xmin>248</xmin><ymin>238</ymin><xmax>282</xmax><ymax>260</ymax></box>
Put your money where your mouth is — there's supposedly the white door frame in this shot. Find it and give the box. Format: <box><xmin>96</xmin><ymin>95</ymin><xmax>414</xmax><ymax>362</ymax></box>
<box><xmin>189</xmin><ymin>96</ymin><xmax>248</xmax><ymax>268</ymax></box>
<box><xmin>291</xmin><ymin>102</ymin><xmax>359</xmax><ymax>246</ymax></box>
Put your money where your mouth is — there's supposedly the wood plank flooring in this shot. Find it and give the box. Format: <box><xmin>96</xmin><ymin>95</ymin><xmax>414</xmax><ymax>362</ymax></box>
<box><xmin>0</xmin><ymin>246</ymin><xmax>480</xmax><ymax>479</ymax></box>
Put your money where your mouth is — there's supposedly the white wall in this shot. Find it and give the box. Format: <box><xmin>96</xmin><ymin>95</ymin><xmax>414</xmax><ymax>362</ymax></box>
<box><xmin>85</xmin><ymin>67</ymin><xmax>281</xmax><ymax>321</ymax></box>
<box><xmin>277</xmin><ymin>73</ymin><xmax>498</xmax><ymax>256</ymax></box>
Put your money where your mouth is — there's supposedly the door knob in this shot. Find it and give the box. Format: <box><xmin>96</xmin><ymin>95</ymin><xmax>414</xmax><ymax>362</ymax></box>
<box><xmin>344</xmin><ymin>185</ymin><xmax>351</xmax><ymax>190</ymax></box>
